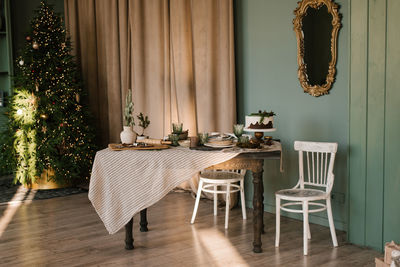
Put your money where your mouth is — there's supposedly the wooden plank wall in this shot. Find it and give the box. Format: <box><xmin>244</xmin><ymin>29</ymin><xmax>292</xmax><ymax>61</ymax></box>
<box><xmin>384</xmin><ymin>0</ymin><xmax>400</xmax><ymax>248</ymax></box>
<box><xmin>349</xmin><ymin>0</ymin><xmax>400</xmax><ymax>251</ymax></box>
<box><xmin>349</xmin><ymin>0</ymin><xmax>368</xmax><ymax>247</ymax></box>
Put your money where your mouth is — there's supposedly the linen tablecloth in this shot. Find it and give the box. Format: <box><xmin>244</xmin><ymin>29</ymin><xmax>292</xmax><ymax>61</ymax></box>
<box><xmin>89</xmin><ymin>147</ymin><xmax>240</xmax><ymax>234</ymax></box>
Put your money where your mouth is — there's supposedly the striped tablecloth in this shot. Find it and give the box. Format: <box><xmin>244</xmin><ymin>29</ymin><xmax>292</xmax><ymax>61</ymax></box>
<box><xmin>89</xmin><ymin>147</ymin><xmax>241</xmax><ymax>234</ymax></box>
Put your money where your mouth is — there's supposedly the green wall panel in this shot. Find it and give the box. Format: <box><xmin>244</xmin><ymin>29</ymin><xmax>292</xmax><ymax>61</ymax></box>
<box><xmin>384</xmin><ymin>0</ymin><xmax>400</xmax><ymax>246</ymax></box>
<box><xmin>0</xmin><ymin>35</ymin><xmax>9</xmax><ymax>72</ymax></box>
<box><xmin>349</xmin><ymin>0</ymin><xmax>368</xmax><ymax>246</ymax></box>
<box><xmin>365</xmin><ymin>0</ymin><xmax>386</xmax><ymax>250</ymax></box>
<box><xmin>349</xmin><ymin>0</ymin><xmax>400</xmax><ymax>251</ymax></box>
<box><xmin>235</xmin><ymin>0</ymin><xmax>349</xmax><ymax>230</ymax></box>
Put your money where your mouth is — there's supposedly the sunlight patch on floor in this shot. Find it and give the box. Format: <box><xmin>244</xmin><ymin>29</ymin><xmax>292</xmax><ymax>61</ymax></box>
<box><xmin>191</xmin><ymin>226</ymin><xmax>249</xmax><ymax>267</ymax></box>
<box><xmin>0</xmin><ymin>186</ymin><xmax>36</xmax><ymax>237</ymax></box>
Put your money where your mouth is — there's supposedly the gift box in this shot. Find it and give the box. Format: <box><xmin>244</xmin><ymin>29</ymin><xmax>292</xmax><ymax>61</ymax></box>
<box><xmin>391</xmin><ymin>250</ymin><xmax>400</xmax><ymax>267</ymax></box>
<box><xmin>385</xmin><ymin>241</ymin><xmax>400</xmax><ymax>265</ymax></box>
<box><xmin>376</xmin><ymin>257</ymin><xmax>389</xmax><ymax>267</ymax></box>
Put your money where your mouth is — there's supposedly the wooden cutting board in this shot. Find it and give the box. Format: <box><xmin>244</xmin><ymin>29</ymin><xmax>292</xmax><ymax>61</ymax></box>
<box><xmin>108</xmin><ymin>143</ymin><xmax>170</xmax><ymax>151</ymax></box>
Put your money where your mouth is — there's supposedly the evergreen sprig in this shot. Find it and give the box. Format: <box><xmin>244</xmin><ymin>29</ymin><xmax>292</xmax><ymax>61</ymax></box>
<box><xmin>250</xmin><ymin>110</ymin><xmax>276</xmax><ymax>124</ymax></box>
<box><xmin>137</xmin><ymin>112</ymin><xmax>150</xmax><ymax>136</ymax></box>
<box><xmin>123</xmin><ymin>89</ymin><xmax>134</xmax><ymax>127</ymax></box>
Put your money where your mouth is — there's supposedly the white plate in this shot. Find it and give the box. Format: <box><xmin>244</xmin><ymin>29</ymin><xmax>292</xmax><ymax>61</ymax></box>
<box><xmin>244</xmin><ymin>127</ymin><xmax>276</xmax><ymax>132</ymax></box>
<box><xmin>204</xmin><ymin>143</ymin><xmax>234</xmax><ymax>148</ymax></box>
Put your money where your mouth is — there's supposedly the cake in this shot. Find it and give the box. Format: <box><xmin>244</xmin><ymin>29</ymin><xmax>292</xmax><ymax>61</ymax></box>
<box><xmin>245</xmin><ymin>110</ymin><xmax>276</xmax><ymax>129</ymax></box>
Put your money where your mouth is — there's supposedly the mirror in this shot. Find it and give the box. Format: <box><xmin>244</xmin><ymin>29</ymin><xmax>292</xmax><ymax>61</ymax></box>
<box><xmin>293</xmin><ymin>0</ymin><xmax>341</xmax><ymax>97</ymax></box>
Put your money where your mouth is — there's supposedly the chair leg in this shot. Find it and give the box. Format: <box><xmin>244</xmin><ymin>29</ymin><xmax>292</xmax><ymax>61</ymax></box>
<box><xmin>240</xmin><ymin>179</ymin><xmax>247</xmax><ymax>220</ymax></box>
<box><xmin>275</xmin><ymin>196</ymin><xmax>280</xmax><ymax>247</ymax></box>
<box><xmin>214</xmin><ymin>185</ymin><xmax>217</xmax><ymax>216</ymax></box>
<box><xmin>326</xmin><ymin>198</ymin><xmax>338</xmax><ymax>247</ymax></box>
<box><xmin>307</xmin><ymin>221</ymin><xmax>311</xmax><ymax>239</ymax></box>
<box><xmin>191</xmin><ymin>180</ymin><xmax>203</xmax><ymax>224</ymax></box>
<box><xmin>303</xmin><ymin>201</ymin><xmax>309</xmax><ymax>256</ymax></box>
<box><xmin>225</xmin><ymin>183</ymin><xmax>231</xmax><ymax>229</ymax></box>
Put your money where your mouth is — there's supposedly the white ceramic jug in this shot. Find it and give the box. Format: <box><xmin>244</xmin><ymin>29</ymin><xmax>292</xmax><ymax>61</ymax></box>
<box><xmin>120</xmin><ymin>126</ymin><xmax>135</xmax><ymax>144</ymax></box>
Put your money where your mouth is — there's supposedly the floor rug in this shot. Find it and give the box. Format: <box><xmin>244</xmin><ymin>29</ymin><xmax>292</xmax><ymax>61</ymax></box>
<box><xmin>0</xmin><ymin>175</ymin><xmax>86</xmax><ymax>205</ymax></box>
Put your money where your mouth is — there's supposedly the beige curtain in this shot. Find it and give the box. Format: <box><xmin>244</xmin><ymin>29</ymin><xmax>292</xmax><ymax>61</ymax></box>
<box><xmin>64</xmin><ymin>0</ymin><xmax>236</xmax><ymax>145</ymax></box>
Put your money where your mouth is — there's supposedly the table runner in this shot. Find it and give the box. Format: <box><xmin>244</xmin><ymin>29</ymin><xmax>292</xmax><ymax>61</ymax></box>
<box><xmin>89</xmin><ymin>147</ymin><xmax>240</xmax><ymax>234</ymax></box>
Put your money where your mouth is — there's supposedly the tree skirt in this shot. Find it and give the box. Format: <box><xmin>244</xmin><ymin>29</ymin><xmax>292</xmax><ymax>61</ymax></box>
<box><xmin>0</xmin><ymin>176</ymin><xmax>86</xmax><ymax>205</ymax></box>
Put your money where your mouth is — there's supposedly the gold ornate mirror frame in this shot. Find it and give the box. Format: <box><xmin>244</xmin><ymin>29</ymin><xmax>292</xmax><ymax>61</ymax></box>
<box><xmin>293</xmin><ymin>0</ymin><xmax>341</xmax><ymax>97</ymax></box>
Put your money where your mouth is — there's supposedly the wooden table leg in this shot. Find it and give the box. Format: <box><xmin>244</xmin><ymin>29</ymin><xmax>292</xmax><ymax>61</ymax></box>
<box><xmin>261</xmin><ymin>177</ymin><xmax>265</xmax><ymax>235</ymax></box>
<box><xmin>125</xmin><ymin>217</ymin><xmax>134</xmax><ymax>250</ymax></box>
<box><xmin>140</xmin><ymin>208</ymin><xmax>148</xmax><ymax>232</ymax></box>
<box><xmin>252</xmin><ymin>167</ymin><xmax>264</xmax><ymax>253</ymax></box>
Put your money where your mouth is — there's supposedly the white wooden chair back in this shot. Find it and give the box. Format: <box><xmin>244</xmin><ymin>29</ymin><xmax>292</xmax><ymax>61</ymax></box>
<box><xmin>294</xmin><ymin>141</ymin><xmax>338</xmax><ymax>193</ymax></box>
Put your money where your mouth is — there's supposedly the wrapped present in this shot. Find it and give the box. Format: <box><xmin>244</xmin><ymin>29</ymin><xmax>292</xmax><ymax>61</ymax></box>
<box><xmin>385</xmin><ymin>241</ymin><xmax>400</xmax><ymax>265</ymax></box>
<box><xmin>376</xmin><ymin>257</ymin><xmax>390</xmax><ymax>267</ymax></box>
<box><xmin>391</xmin><ymin>250</ymin><xmax>400</xmax><ymax>267</ymax></box>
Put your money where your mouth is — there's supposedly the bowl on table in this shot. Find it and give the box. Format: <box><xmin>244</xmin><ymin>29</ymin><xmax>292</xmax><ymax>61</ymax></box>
<box><xmin>171</xmin><ymin>130</ymin><xmax>188</xmax><ymax>140</ymax></box>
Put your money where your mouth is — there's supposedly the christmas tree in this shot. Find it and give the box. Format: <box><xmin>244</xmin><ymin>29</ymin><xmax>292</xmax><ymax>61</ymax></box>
<box><xmin>0</xmin><ymin>1</ymin><xmax>96</xmax><ymax>185</ymax></box>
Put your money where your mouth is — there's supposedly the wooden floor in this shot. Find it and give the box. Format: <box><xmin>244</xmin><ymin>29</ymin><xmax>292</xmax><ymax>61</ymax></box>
<box><xmin>0</xmin><ymin>191</ymin><xmax>380</xmax><ymax>267</ymax></box>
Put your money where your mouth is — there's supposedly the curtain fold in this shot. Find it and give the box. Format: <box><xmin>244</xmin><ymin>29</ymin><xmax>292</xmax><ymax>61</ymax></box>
<box><xmin>64</xmin><ymin>0</ymin><xmax>236</xmax><ymax>144</ymax></box>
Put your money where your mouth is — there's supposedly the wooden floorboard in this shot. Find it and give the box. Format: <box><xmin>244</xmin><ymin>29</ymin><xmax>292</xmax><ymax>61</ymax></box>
<box><xmin>0</xmin><ymin>191</ymin><xmax>381</xmax><ymax>266</ymax></box>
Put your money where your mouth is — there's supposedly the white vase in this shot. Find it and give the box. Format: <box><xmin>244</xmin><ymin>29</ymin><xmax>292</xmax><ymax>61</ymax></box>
<box><xmin>120</xmin><ymin>126</ymin><xmax>135</xmax><ymax>144</ymax></box>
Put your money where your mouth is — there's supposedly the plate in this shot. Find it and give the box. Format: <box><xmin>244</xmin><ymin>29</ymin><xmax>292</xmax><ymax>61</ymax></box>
<box><xmin>204</xmin><ymin>143</ymin><xmax>234</xmax><ymax>148</ymax></box>
<box><xmin>244</xmin><ymin>127</ymin><xmax>276</xmax><ymax>133</ymax></box>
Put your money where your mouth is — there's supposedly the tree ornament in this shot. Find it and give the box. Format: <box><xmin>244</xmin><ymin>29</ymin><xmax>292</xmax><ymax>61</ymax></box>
<box><xmin>26</xmin><ymin>36</ymin><xmax>32</xmax><ymax>41</ymax></box>
<box><xmin>40</xmin><ymin>114</ymin><xmax>48</xmax><ymax>120</ymax></box>
<box><xmin>19</xmin><ymin>60</ymin><xmax>24</xmax><ymax>66</ymax></box>
<box><xmin>56</xmin><ymin>67</ymin><xmax>62</xmax><ymax>72</ymax></box>
<box><xmin>32</xmin><ymin>41</ymin><xmax>39</xmax><ymax>50</ymax></box>
<box><xmin>61</xmin><ymin>43</ymin><xmax>66</xmax><ymax>49</ymax></box>
<box><xmin>75</xmin><ymin>93</ymin><xmax>80</xmax><ymax>103</ymax></box>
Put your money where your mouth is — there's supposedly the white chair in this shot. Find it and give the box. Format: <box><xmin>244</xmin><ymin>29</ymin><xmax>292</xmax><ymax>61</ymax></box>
<box><xmin>275</xmin><ymin>141</ymin><xmax>338</xmax><ymax>255</ymax></box>
<box><xmin>191</xmin><ymin>169</ymin><xmax>247</xmax><ymax>229</ymax></box>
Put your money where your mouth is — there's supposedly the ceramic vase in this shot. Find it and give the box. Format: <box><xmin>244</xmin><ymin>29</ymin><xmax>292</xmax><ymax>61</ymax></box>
<box><xmin>120</xmin><ymin>126</ymin><xmax>135</xmax><ymax>144</ymax></box>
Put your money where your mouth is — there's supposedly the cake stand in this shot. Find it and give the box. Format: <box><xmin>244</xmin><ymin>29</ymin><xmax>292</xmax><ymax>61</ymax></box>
<box><xmin>244</xmin><ymin>127</ymin><xmax>276</xmax><ymax>143</ymax></box>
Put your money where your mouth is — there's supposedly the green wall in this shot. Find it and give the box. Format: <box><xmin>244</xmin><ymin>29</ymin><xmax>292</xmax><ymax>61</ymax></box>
<box><xmin>235</xmin><ymin>0</ymin><xmax>400</xmax><ymax>252</ymax></box>
<box><xmin>349</xmin><ymin>0</ymin><xmax>400</xmax><ymax>251</ymax></box>
<box><xmin>234</xmin><ymin>0</ymin><xmax>349</xmax><ymax>231</ymax></box>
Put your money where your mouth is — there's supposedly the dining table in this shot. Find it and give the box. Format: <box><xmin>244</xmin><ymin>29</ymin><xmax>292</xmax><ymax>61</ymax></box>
<box><xmin>89</xmin><ymin>141</ymin><xmax>282</xmax><ymax>253</ymax></box>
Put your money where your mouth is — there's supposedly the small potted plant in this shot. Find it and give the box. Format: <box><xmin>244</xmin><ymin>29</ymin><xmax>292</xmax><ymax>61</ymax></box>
<box><xmin>120</xmin><ymin>89</ymin><xmax>136</xmax><ymax>144</ymax></box>
<box><xmin>136</xmin><ymin>112</ymin><xmax>150</xmax><ymax>141</ymax></box>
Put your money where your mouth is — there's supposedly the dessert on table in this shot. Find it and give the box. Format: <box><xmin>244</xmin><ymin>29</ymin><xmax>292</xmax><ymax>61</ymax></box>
<box><xmin>245</xmin><ymin>110</ymin><xmax>276</xmax><ymax>130</ymax></box>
